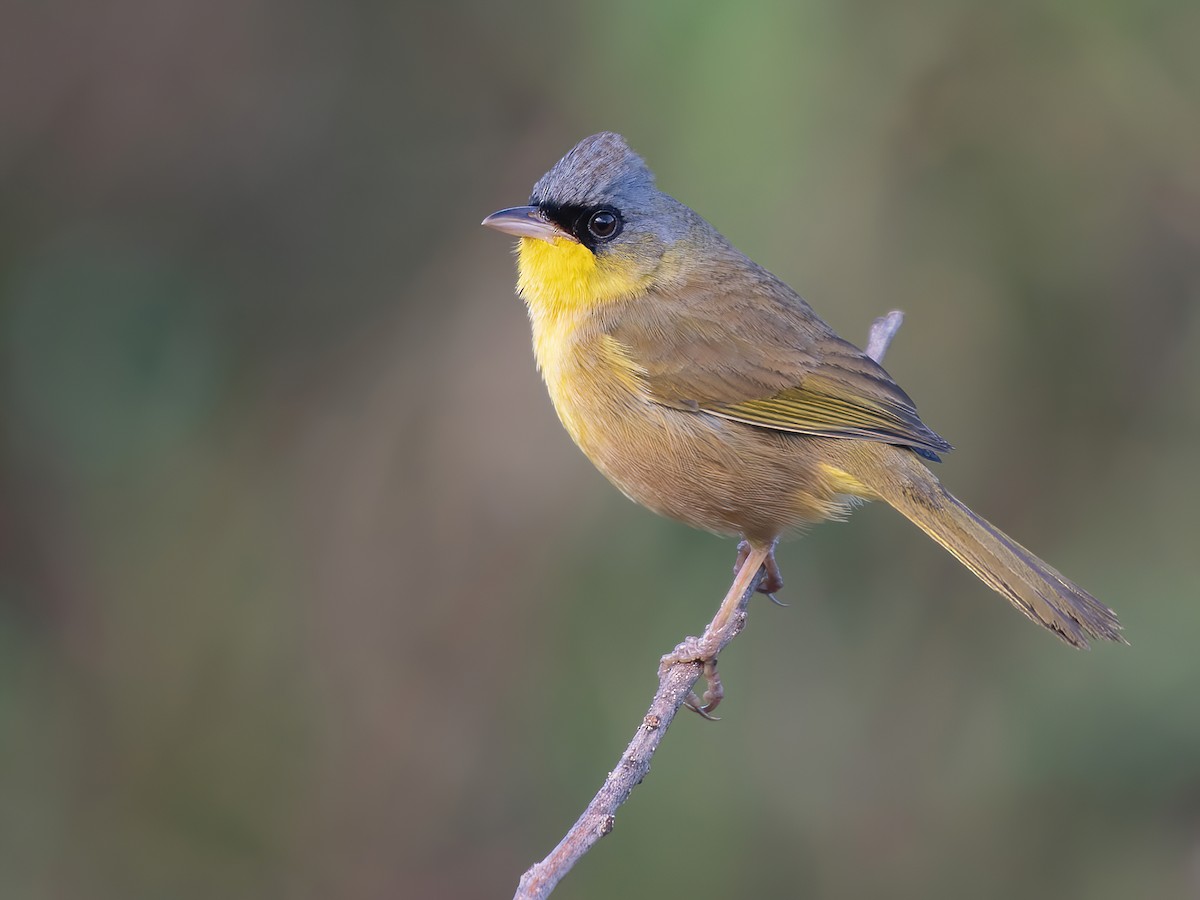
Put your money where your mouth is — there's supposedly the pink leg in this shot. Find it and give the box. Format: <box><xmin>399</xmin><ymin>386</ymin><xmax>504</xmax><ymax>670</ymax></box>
<box><xmin>661</xmin><ymin>543</ymin><xmax>772</xmax><ymax>717</ymax></box>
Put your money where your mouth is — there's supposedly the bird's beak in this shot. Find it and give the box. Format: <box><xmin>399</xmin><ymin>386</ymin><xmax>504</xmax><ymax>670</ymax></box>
<box><xmin>481</xmin><ymin>206</ymin><xmax>578</xmax><ymax>243</ymax></box>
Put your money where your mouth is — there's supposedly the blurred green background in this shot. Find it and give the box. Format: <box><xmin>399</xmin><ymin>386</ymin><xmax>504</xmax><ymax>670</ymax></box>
<box><xmin>2</xmin><ymin>2</ymin><xmax>1199</xmax><ymax>898</ymax></box>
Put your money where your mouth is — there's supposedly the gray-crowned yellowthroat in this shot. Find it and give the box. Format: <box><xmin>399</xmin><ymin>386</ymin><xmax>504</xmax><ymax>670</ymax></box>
<box><xmin>483</xmin><ymin>132</ymin><xmax>1123</xmax><ymax>662</ymax></box>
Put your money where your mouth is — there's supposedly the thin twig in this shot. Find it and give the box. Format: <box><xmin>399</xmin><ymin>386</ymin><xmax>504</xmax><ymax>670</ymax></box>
<box><xmin>866</xmin><ymin>309</ymin><xmax>904</xmax><ymax>362</ymax></box>
<box><xmin>512</xmin><ymin>311</ymin><xmax>907</xmax><ymax>900</ymax></box>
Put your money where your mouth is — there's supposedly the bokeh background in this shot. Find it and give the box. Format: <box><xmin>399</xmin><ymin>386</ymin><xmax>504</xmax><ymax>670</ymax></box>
<box><xmin>3</xmin><ymin>2</ymin><xmax>1199</xmax><ymax>898</ymax></box>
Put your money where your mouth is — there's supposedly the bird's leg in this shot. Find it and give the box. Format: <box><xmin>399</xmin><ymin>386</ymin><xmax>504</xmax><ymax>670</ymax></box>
<box><xmin>736</xmin><ymin>539</ymin><xmax>784</xmax><ymax>603</ymax></box>
<box><xmin>660</xmin><ymin>543</ymin><xmax>770</xmax><ymax>717</ymax></box>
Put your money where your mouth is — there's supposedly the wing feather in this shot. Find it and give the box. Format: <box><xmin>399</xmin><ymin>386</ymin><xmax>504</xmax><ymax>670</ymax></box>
<box><xmin>609</xmin><ymin>258</ymin><xmax>951</xmax><ymax>460</ymax></box>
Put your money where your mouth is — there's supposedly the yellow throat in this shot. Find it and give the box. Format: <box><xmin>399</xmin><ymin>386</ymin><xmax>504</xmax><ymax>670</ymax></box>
<box><xmin>516</xmin><ymin>236</ymin><xmax>650</xmax><ymax>319</ymax></box>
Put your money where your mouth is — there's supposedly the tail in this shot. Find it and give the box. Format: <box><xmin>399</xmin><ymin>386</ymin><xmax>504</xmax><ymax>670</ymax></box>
<box><xmin>841</xmin><ymin>447</ymin><xmax>1124</xmax><ymax>648</ymax></box>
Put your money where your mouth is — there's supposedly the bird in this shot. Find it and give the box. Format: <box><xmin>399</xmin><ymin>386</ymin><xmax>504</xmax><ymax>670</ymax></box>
<box><xmin>482</xmin><ymin>132</ymin><xmax>1123</xmax><ymax>710</ymax></box>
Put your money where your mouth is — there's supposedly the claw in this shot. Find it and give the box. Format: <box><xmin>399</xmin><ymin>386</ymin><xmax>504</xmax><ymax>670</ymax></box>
<box><xmin>767</xmin><ymin>593</ymin><xmax>789</xmax><ymax>608</ymax></box>
<box><xmin>685</xmin><ymin>697</ymin><xmax>721</xmax><ymax>721</ymax></box>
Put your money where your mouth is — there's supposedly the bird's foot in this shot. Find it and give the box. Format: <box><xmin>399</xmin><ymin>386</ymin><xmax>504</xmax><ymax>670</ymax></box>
<box><xmin>735</xmin><ymin>540</ymin><xmax>784</xmax><ymax>601</ymax></box>
<box><xmin>690</xmin><ymin>658</ymin><xmax>724</xmax><ymax>719</ymax></box>
<box><xmin>659</xmin><ymin>632</ymin><xmax>741</xmax><ymax>719</ymax></box>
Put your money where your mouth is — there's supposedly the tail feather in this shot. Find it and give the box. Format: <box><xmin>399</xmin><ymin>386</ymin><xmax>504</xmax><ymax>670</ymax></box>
<box><xmin>846</xmin><ymin>449</ymin><xmax>1124</xmax><ymax>648</ymax></box>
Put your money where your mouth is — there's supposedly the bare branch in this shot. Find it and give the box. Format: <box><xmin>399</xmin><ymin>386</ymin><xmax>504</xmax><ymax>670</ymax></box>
<box><xmin>512</xmin><ymin>312</ymin><xmax>906</xmax><ymax>900</ymax></box>
<box><xmin>866</xmin><ymin>310</ymin><xmax>904</xmax><ymax>364</ymax></box>
<box><xmin>513</xmin><ymin>565</ymin><xmax>765</xmax><ymax>900</ymax></box>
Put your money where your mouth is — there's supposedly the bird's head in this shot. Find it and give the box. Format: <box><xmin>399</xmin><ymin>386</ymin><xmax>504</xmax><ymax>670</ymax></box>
<box><xmin>483</xmin><ymin>133</ymin><xmax>699</xmax><ymax>319</ymax></box>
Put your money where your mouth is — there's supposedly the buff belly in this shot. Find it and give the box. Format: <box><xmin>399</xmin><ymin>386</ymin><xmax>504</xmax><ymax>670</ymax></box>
<box><xmin>552</xmin><ymin>364</ymin><xmax>862</xmax><ymax>545</ymax></box>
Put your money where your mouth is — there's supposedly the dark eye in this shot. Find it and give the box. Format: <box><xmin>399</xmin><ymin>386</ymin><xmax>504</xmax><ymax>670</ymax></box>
<box><xmin>586</xmin><ymin>209</ymin><xmax>621</xmax><ymax>241</ymax></box>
